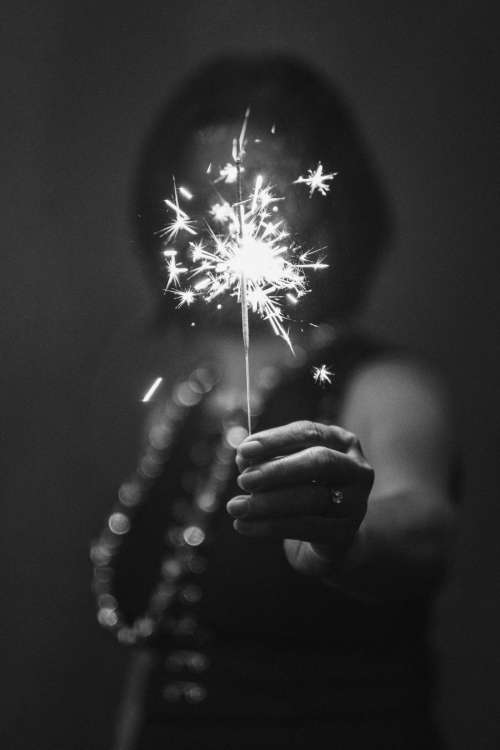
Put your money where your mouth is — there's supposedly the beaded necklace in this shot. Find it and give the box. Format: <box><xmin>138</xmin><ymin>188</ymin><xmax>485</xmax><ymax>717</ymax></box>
<box><xmin>90</xmin><ymin>323</ymin><xmax>340</xmax><ymax>646</ymax></box>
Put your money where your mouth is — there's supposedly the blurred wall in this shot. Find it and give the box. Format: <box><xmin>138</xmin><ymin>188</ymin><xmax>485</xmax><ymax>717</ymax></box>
<box><xmin>2</xmin><ymin>2</ymin><xmax>498</xmax><ymax>748</ymax></box>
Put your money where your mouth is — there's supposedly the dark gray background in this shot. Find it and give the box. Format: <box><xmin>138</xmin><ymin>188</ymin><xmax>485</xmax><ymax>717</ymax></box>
<box><xmin>2</xmin><ymin>2</ymin><xmax>498</xmax><ymax>748</ymax></box>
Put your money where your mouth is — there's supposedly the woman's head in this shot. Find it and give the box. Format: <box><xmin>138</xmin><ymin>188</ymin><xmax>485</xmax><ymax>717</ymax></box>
<box><xmin>134</xmin><ymin>54</ymin><xmax>393</xmax><ymax>325</ymax></box>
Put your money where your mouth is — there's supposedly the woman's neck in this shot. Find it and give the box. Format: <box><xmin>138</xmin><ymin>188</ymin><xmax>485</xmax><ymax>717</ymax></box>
<box><xmin>212</xmin><ymin>332</ymin><xmax>297</xmax><ymax>389</ymax></box>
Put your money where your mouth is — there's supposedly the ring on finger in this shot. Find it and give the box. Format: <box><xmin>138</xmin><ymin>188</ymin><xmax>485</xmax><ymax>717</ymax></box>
<box><xmin>311</xmin><ymin>479</ymin><xmax>344</xmax><ymax>512</ymax></box>
<box><xmin>330</xmin><ymin>488</ymin><xmax>344</xmax><ymax>505</ymax></box>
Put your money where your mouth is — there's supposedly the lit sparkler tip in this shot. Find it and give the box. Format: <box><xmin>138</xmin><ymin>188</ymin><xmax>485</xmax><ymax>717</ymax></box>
<box><xmin>142</xmin><ymin>377</ymin><xmax>163</xmax><ymax>403</ymax></box>
<box><xmin>312</xmin><ymin>364</ymin><xmax>334</xmax><ymax>386</ymax></box>
<box><xmin>160</xmin><ymin>120</ymin><xmax>331</xmax><ymax>365</ymax></box>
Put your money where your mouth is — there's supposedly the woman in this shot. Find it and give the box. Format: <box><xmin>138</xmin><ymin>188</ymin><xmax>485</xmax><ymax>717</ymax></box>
<box><xmin>91</xmin><ymin>55</ymin><xmax>458</xmax><ymax>749</ymax></box>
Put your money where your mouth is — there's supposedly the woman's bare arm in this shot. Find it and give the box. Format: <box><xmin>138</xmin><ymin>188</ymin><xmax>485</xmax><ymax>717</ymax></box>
<box><xmin>317</xmin><ymin>358</ymin><xmax>457</xmax><ymax>600</ymax></box>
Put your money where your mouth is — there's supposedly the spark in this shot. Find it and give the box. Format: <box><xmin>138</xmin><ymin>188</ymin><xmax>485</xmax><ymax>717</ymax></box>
<box><xmin>215</xmin><ymin>163</ymin><xmax>240</xmax><ymax>184</ymax></box>
<box><xmin>179</xmin><ymin>186</ymin><xmax>193</xmax><ymax>200</ymax></box>
<box><xmin>297</xmin><ymin>249</ymin><xmax>329</xmax><ymax>270</ymax></box>
<box><xmin>160</xmin><ymin>178</ymin><xmax>197</xmax><ymax>241</ymax></box>
<box><xmin>172</xmin><ymin>289</ymin><xmax>196</xmax><ymax>308</ymax></box>
<box><xmin>294</xmin><ymin>162</ymin><xmax>337</xmax><ymax>197</ymax></box>
<box><xmin>142</xmin><ymin>377</ymin><xmax>163</xmax><ymax>403</ymax></box>
<box><xmin>164</xmin><ymin>255</ymin><xmax>188</xmax><ymax>290</ymax></box>
<box><xmin>210</xmin><ymin>202</ymin><xmax>236</xmax><ymax>224</ymax></box>
<box><xmin>194</xmin><ymin>278</ymin><xmax>211</xmax><ymax>291</ymax></box>
<box><xmin>312</xmin><ymin>364</ymin><xmax>334</xmax><ymax>386</ymax></box>
<box><xmin>189</xmin><ymin>241</ymin><xmax>205</xmax><ymax>261</ymax></box>
<box><xmin>252</xmin><ymin>174</ymin><xmax>264</xmax><ymax>210</ymax></box>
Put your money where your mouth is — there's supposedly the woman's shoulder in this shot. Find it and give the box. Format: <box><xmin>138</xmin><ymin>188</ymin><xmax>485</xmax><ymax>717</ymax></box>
<box><xmin>334</xmin><ymin>330</ymin><xmax>455</xmax><ymax>463</ymax></box>
<box><xmin>325</xmin><ymin>324</ymin><xmax>448</xmax><ymax>400</ymax></box>
<box><xmin>340</xmin><ymin>331</ymin><xmax>450</xmax><ymax>416</ymax></box>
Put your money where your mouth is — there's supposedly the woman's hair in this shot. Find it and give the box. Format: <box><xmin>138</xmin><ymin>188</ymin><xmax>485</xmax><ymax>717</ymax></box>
<box><xmin>133</xmin><ymin>54</ymin><xmax>393</xmax><ymax>319</ymax></box>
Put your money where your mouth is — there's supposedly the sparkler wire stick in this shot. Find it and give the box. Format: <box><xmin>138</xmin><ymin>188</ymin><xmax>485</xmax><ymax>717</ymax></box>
<box><xmin>235</xmin><ymin>108</ymin><xmax>252</xmax><ymax>434</ymax></box>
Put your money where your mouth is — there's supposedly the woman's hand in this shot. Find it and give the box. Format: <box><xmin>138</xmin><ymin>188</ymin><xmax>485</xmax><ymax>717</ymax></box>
<box><xmin>226</xmin><ymin>420</ymin><xmax>374</xmax><ymax>572</ymax></box>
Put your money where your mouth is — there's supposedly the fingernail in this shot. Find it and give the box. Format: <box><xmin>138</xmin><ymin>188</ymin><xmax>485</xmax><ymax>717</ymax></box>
<box><xmin>226</xmin><ymin>497</ymin><xmax>250</xmax><ymax>518</ymax></box>
<box><xmin>233</xmin><ymin>519</ymin><xmax>253</xmax><ymax>535</ymax></box>
<box><xmin>238</xmin><ymin>440</ymin><xmax>262</xmax><ymax>457</ymax></box>
<box><xmin>237</xmin><ymin>469</ymin><xmax>262</xmax><ymax>491</ymax></box>
<box><xmin>235</xmin><ymin>454</ymin><xmax>248</xmax><ymax>471</ymax></box>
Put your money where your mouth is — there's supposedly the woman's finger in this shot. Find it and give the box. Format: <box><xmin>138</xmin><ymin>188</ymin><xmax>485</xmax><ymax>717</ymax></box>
<box><xmin>236</xmin><ymin>420</ymin><xmax>359</xmax><ymax>470</ymax></box>
<box><xmin>232</xmin><ymin>515</ymin><xmax>360</xmax><ymax>543</ymax></box>
<box><xmin>227</xmin><ymin>484</ymin><xmax>349</xmax><ymax>520</ymax></box>
<box><xmin>237</xmin><ymin>446</ymin><xmax>372</xmax><ymax>493</ymax></box>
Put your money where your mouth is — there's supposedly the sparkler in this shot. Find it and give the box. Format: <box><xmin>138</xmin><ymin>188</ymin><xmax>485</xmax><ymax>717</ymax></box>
<box><xmin>160</xmin><ymin>111</ymin><xmax>334</xmax><ymax>433</ymax></box>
